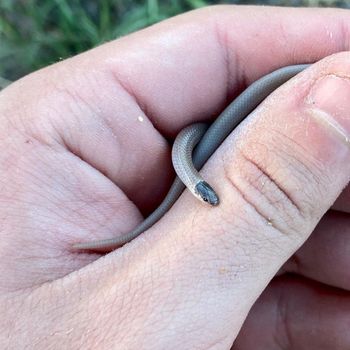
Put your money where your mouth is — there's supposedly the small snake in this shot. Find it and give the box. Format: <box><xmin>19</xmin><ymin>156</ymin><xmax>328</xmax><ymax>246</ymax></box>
<box><xmin>73</xmin><ymin>64</ymin><xmax>310</xmax><ymax>252</ymax></box>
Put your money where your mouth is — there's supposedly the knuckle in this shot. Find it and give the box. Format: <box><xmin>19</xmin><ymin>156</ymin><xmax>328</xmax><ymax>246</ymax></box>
<box><xmin>222</xmin><ymin>136</ymin><xmax>323</xmax><ymax>239</ymax></box>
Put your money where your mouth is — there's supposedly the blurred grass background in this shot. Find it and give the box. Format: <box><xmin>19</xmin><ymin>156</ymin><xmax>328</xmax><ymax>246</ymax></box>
<box><xmin>0</xmin><ymin>0</ymin><xmax>348</xmax><ymax>81</ymax></box>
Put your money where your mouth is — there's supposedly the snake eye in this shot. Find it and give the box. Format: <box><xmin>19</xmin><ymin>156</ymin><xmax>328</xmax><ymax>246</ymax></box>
<box><xmin>195</xmin><ymin>181</ymin><xmax>219</xmax><ymax>206</ymax></box>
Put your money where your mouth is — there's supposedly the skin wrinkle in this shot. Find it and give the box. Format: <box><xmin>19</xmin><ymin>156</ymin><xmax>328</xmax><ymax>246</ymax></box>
<box><xmin>223</xmin><ymin>163</ymin><xmax>273</xmax><ymax>228</ymax></box>
<box><xmin>218</xmin><ymin>179</ymin><xmax>286</xmax><ymax>263</ymax></box>
<box><xmin>240</xmin><ymin>146</ymin><xmax>303</xmax><ymax>215</ymax></box>
<box><xmin>249</xmin><ymin>137</ymin><xmax>319</xmax><ymax>223</ymax></box>
<box><xmin>275</xmin><ymin>284</ymin><xmax>293</xmax><ymax>350</ymax></box>
<box><xmin>223</xmin><ymin>150</ymin><xmax>304</xmax><ymax>241</ymax></box>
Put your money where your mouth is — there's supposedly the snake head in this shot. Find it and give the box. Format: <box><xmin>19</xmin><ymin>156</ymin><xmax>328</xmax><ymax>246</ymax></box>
<box><xmin>195</xmin><ymin>181</ymin><xmax>219</xmax><ymax>206</ymax></box>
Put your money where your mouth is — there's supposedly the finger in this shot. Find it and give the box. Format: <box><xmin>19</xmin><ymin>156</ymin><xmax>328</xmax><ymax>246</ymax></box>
<box><xmin>283</xmin><ymin>210</ymin><xmax>350</xmax><ymax>290</ymax></box>
<box><xmin>2</xmin><ymin>6</ymin><xmax>350</xmax><ymax>211</ymax></box>
<box><xmin>233</xmin><ymin>276</ymin><xmax>350</xmax><ymax>350</ymax></box>
<box><xmin>58</xmin><ymin>53</ymin><xmax>350</xmax><ymax>348</ymax></box>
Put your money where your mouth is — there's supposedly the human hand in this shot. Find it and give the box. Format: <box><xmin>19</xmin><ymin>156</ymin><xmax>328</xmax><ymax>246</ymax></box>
<box><xmin>1</xmin><ymin>5</ymin><xmax>350</xmax><ymax>349</ymax></box>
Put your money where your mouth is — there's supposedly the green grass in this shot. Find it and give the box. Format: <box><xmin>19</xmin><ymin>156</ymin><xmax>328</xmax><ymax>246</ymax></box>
<box><xmin>0</xmin><ymin>0</ymin><xmax>348</xmax><ymax>81</ymax></box>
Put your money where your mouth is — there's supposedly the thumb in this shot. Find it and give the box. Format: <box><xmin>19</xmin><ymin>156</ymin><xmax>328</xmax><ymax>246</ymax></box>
<box><xmin>137</xmin><ymin>52</ymin><xmax>350</xmax><ymax>347</ymax></box>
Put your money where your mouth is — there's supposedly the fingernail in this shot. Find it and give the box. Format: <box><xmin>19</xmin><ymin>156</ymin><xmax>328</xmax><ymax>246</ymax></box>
<box><xmin>307</xmin><ymin>74</ymin><xmax>350</xmax><ymax>144</ymax></box>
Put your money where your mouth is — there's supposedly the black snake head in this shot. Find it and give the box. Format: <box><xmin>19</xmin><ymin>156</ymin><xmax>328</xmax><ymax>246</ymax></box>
<box><xmin>195</xmin><ymin>181</ymin><xmax>219</xmax><ymax>206</ymax></box>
